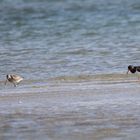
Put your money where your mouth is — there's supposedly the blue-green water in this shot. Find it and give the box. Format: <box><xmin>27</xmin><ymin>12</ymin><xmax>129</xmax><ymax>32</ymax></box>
<box><xmin>1</xmin><ymin>1</ymin><xmax>140</xmax><ymax>139</ymax></box>
<box><xmin>1</xmin><ymin>0</ymin><xmax>140</xmax><ymax>80</ymax></box>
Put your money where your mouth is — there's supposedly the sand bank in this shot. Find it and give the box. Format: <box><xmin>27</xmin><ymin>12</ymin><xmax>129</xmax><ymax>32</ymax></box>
<box><xmin>0</xmin><ymin>74</ymin><xmax>140</xmax><ymax>140</ymax></box>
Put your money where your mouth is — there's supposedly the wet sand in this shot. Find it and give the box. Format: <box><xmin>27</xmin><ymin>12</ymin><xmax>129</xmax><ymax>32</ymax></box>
<box><xmin>0</xmin><ymin>74</ymin><xmax>140</xmax><ymax>140</ymax></box>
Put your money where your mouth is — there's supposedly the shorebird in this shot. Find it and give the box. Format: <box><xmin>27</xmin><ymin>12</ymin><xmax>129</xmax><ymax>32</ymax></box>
<box><xmin>127</xmin><ymin>65</ymin><xmax>140</xmax><ymax>74</ymax></box>
<box><xmin>5</xmin><ymin>74</ymin><xmax>23</xmax><ymax>87</ymax></box>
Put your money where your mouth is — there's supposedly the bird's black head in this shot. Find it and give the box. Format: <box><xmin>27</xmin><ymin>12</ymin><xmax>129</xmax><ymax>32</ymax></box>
<box><xmin>127</xmin><ymin>65</ymin><xmax>136</xmax><ymax>73</ymax></box>
<box><xmin>128</xmin><ymin>65</ymin><xmax>133</xmax><ymax>70</ymax></box>
<box><xmin>6</xmin><ymin>74</ymin><xmax>11</xmax><ymax>80</ymax></box>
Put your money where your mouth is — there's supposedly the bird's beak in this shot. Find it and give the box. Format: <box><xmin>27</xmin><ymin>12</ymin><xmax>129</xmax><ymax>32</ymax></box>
<box><xmin>126</xmin><ymin>70</ymin><xmax>129</xmax><ymax>74</ymax></box>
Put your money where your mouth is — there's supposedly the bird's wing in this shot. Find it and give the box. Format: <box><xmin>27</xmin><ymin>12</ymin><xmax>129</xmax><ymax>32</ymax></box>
<box><xmin>11</xmin><ymin>75</ymin><xmax>23</xmax><ymax>80</ymax></box>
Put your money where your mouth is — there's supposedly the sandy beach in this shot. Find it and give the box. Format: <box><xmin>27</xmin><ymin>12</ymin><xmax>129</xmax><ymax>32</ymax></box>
<box><xmin>0</xmin><ymin>74</ymin><xmax>140</xmax><ymax>140</ymax></box>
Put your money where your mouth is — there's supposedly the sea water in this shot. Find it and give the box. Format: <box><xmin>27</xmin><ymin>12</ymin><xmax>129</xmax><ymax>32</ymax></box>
<box><xmin>1</xmin><ymin>1</ymin><xmax>140</xmax><ymax>139</ymax></box>
<box><xmin>0</xmin><ymin>0</ymin><xmax>140</xmax><ymax>81</ymax></box>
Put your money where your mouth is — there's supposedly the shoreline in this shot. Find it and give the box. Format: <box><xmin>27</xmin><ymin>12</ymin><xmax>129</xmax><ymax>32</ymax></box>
<box><xmin>0</xmin><ymin>73</ymin><xmax>140</xmax><ymax>139</ymax></box>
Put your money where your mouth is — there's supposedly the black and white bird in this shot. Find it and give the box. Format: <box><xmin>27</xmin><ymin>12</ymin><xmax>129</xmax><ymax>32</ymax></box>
<box><xmin>5</xmin><ymin>74</ymin><xmax>23</xmax><ymax>87</ymax></box>
<box><xmin>127</xmin><ymin>65</ymin><xmax>140</xmax><ymax>74</ymax></box>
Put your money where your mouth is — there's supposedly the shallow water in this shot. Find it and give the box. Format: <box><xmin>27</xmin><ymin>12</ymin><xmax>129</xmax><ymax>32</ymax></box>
<box><xmin>0</xmin><ymin>74</ymin><xmax>140</xmax><ymax>140</ymax></box>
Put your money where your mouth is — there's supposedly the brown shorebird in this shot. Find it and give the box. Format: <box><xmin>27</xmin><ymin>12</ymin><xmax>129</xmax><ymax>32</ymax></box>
<box><xmin>5</xmin><ymin>74</ymin><xmax>23</xmax><ymax>87</ymax></box>
<box><xmin>127</xmin><ymin>65</ymin><xmax>140</xmax><ymax>74</ymax></box>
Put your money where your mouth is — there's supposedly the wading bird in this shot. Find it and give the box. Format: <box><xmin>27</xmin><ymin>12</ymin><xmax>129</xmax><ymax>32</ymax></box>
<box><xmin>127</xmin><ymin>65</ymin><xmax>140</xmax><ymax>80</ymax></box>
<box><xmin>5</xmin><ymin>74</ymin><xmax>23</xmax><ymax>87</ymax></box>
<box><xmin>127</xmin><ymin>65</ymin><xmax>140</xmax><ymax>74</ymax></box>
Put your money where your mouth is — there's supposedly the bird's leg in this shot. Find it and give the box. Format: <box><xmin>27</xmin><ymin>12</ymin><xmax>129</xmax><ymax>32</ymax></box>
<box><xmin>5</xmin><ymin>80</ymin><xmax>7</xmax><ymax>85</ymax></box>
<box><xmin>13</xmin><ymin>83</ymin><xmax>17</xmax><ymax>87</ymax></box>
<box><xmin>126</xmin><ymin>70</ymin><xmax>129</xmax><ymax>74</ymax></box>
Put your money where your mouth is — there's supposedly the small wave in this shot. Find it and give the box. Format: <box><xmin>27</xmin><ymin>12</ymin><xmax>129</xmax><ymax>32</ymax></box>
<box><xmin>58</xmin><ymin>48</ymin><xmax>94</xmax><ymax>56</ymax></box>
